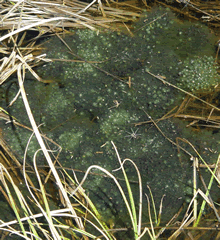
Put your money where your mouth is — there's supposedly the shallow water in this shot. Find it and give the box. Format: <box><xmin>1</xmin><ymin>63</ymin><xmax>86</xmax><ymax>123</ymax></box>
<box><xmin>1</xmin><ymin>6</ymin><xmax>220</xmax><ymax>231</ymax></box>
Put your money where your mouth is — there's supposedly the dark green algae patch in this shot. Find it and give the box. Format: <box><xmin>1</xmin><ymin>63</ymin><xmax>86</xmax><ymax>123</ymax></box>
<box><xmin>1</xmin><ymin>7</ymin><xmax>220</xmax><ymax>222</ymax></box>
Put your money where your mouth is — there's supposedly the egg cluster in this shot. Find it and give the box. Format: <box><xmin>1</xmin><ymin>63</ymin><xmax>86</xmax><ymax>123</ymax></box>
<box><xmin>178</xmin><ymin>56</ymin><xmax>220</xmax><ymax>92</ymax></box>
<box><xmin>2</xmin><ymin>7</ymin><xmax>219</xmax><ymax>218</ymax></box>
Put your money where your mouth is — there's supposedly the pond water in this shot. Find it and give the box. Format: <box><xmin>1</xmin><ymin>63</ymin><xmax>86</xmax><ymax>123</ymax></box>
<box><xmin>1</xmin><ymin>6</ymin><xmax>220</xmax><ymax>230</ymax></box>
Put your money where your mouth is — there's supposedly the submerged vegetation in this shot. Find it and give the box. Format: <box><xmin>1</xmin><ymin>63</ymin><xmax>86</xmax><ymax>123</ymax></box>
<box><xmin>1</xmin><ymin>1</ymin><xmax>220</xmax><ymax>239</ymax></box>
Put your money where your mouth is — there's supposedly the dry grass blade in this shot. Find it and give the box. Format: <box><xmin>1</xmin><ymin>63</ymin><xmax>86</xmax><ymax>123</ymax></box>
<box><xmin>0</xmin><ymin>0</ymin><xmax>140</xmax><ymax>34</ymax></box>
<box><xmin>0</xmin><ymin>208</ymin><xmax>74</xmax><ymax>228</ymax></box>
<box><xmin>168</xmin><ymin>188</ymin><xmax>215</xmax><ymax>240</ymax></box>
<box><xmin>0</xmin><ymin>163</ymin><xmax>38</xmax><ymax>239</ymax></box>
<box><xmin>0</xmin><ymin>135</ymin><xmax>22</xmax><ymax>185</ymax></box>
<box><xmin>0</xmin><ymin>48</ymin><xmax>49</xmax><ymax>85</ymax></box>
<box><xmin>146</xmin><ymin>70</ymin><xmax>220</xmax><ymax>112</ymax></box>
<box><xmin>173</xmin><ymin>92</ymin><xmax>220</xmax><ymax>129</ymax></box>
<box><xmin>0</xmin><ymin>51</ymin><xmax>17</xmax><ymax>85</ymax></box>
<box><xmin>158</xmin><ymin>0</ymin><xmax>220</xmax><ymax>29</ymax></box>
<box><xmin>16</xmin><ymin>59</ymin><xmax>84</xmax><ymax>233</ymax></box>
<box><xmin>176</xmin><ymin>0</ymin><xmax>220</xmax><ymax>22</ymax></box>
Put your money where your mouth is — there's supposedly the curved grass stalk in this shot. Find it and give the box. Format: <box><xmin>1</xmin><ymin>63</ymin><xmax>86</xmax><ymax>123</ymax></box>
<box><xmin>50</xmin><ymin>217</ymin><xmax>99</xmax><ymax>239</ymax></box>
<box><xmin>111</xmin><ymin>142</ymin><xmax>138</xmax><ymax>238</ymax></box>
<box><xmin>169</xmin><ymin>189</ymin><xmax>212</xmax><ymax>239</ymax></box>
<box><xmin>145</xmin><ymin>193</ymin><xmax>156</xmax><ymax>239</ymax></box>
<box><xmin>182</xmin><ymin>139</ymin><xmax>220</xmax><ymax>226</ymax></box>
<box><xmin>33</xmin><ymin>149</ymin><xmax>61</xmax><ymax>240</ymax></box>
<box><xmin>0</xmin><ymin>163</ymin><xmax>45</xmax><ymax>239</ymax></box>
<box><xmin>146</xmin><ymin>186</ymin><xmax>157</xmax><ymax>227</ymax></box>
<box><xmin>194</xmin><ymin>155</ymin><xmax>220</xmax><ymax>226</ymax></box>
<box><xmin>70</xmin><ymin>143</ymin><xmax>144</xmax><ymax>239</ymax></box>
<box><xmin>17</xmin><ymin>62</ymin><xmax>85</xmax><ymax>234</ymax></box>
<box><xmin>67</xmin><ymin>187</ymin><xmax>114</xmax><ymax>239</ymax></box>
<box><xmin>62</xmin><ymin>169</ymin><xmax>102</xmax><ymax>220</ymax></box>
<box><xmin>0</xmin><ymin>164</ymin><xmax>28</xmax><ymax>238</ymax></box>
<box><xmin>112</xmin><ymin>157</ymin><xmax>143</xmax><ymax>236</ymax></box>
<box><xmin>22</xmin><ymin>127</ymin><xmax>113</xmax><ymax>239</ymax></box>
<box><xmin>23</xmin><ymin>127</ymin><xmax>62</xmax><ymax>239</ymax></box>
<box><xmin>61</xmin><ymin>169</ymin><xmax>114</xmax><ymax>238</ymax></box>
<box><xmin>0</xmin><ymin>227</ymin><xmax>37</xmax><ymax>240</ymax></box>
<box><xmin>71</xmin><ymin>165</ymin><xmax>136</xmax><ymax>235</ymax></box>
